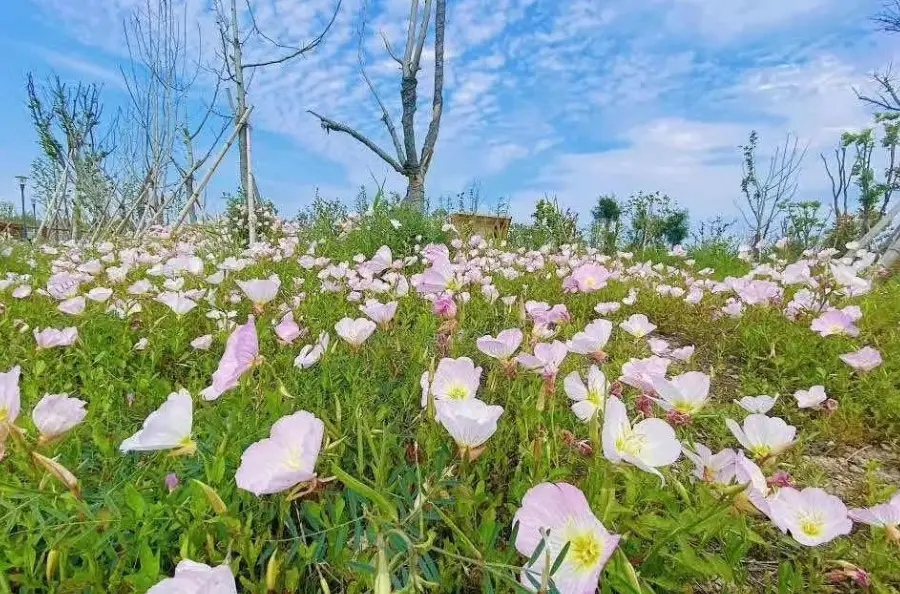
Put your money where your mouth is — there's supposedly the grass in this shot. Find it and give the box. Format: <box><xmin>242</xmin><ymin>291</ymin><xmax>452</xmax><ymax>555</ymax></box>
<box><xmin>0</xmin><ymin>216</ymin><xmax>899</xmax><ymax>593</ymax></box>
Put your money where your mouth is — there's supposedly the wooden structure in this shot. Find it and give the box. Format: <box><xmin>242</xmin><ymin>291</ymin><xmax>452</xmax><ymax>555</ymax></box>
<box><xmin>0</xmin><ymin>221</ymin><xmax>69</xmax><ymax>242</ymax></box>
<box><xmin>449</xmin><ymin>213</ymin><xmax>511</xmax><ymax>241</ymax></box>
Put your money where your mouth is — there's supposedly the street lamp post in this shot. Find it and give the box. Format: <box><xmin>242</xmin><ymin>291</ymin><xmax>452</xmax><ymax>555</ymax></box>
<box><xmin>15</xmin><ymin>176</ymin><xmax>28</xmax><ymax>241</ymax></box>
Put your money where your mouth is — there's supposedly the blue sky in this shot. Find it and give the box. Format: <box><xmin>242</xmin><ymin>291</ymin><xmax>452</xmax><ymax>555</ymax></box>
<box><xmin>1</xmin><ymin>0</ymin><xmax>898</xmax><ymax>226</ymax></box>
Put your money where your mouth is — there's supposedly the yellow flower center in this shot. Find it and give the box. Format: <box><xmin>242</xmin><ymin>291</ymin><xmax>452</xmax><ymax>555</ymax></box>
<box><xmin>447</xmin><ymin>385</ymin><xmax>469</xmax><ymax>400</ymax></box>
<box><xmin>615</xmin><ymin>428</ymin><xmax>646</xmax><ymax>457</ymax></box>
<box><xmin>285</xmin><ymin>445</ymin><xmax>307</xmax><ymax>470</ymax></box>
<box><xmin>799</xmin><ymin>515</ymin><xmax>824</xmax><ymax>538</ymax></box>
<box><xmin>568</xmin><ymin>531</ymin><xmax>603</xmax><ymax>572</ymax></box>
<box><xmin>584</xmin><ymin>277</ymin><xmax>597</xmax><ymax>289</ymax></box>
<box><xmin>673</xmin><ymin>400</ymin><xmax>697</xmax><ymax>414</ymax></box>
<box><xmin>751</xmin><ymin>444</ymin><xmax>772</xmax><ymax>459</ymax></box>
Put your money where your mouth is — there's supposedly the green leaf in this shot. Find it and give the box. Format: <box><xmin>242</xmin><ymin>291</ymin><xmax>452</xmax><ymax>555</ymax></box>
<box><xmin>330</xmin><ymin>464</ymin><xmax>398</xmax><ymax>522</ymax></box>
<box><xmin>123</xmin><ymin>483</ymin><xmax>146</xmax><ymax>518</ymax></box>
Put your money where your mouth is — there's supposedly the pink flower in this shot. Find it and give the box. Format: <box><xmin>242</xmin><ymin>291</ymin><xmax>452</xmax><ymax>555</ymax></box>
<box><xmin>793</xmin><ymin>385</ymin><xmax>827</xmax><ymax>409</ymax></box>
<box><xmin>274</xmin><ymin>312</ymin><xmax>302</xmax><ymax>344</ymax></box>
<box><xmin>594</xmin><ymin>301</ymin><xmax>620</xmax><ymax>315</ymax></box>
<box><xmin>235</xmin><ymin>410</ymin><xmax>324</xmax><ymax>496</ymax></box>
<box><xmin>418</xmin><ymin>255</ymin><xmax>455</xmax><ymax>294</ymax></box>
<box><xmin>200</xmin><ymin>316</ymin><xmax>259</xmax><ymax>401</ymax></box>
<box><xmin>46</xmin><ymin>272</ymin><xmax>80</xmax><ymax>300</ymax></box>
<box><xmin>426</xmin><ymin>357</ymin><xmax>482</xmax><ymax>401</ymax></box>
<box><xmin>164</xmin><ymin>472</ymin><xmax>180</xmax><ymax>492</ymax></box>
<box><xmin>155</xmin><ymin>291</ymin><xmax>198</xmax><ymax>316</ymax></box>
<box><xmin>34</xmin><ymin>327</ymin><xmax>78</xmax><ymax>349</ymax></box>
<box><xmin>335</xmin><ymin>317</ymin><xmax>377</xmax><ymax>348</ymax></box>
<box><xmin>619</xmin><ymin>356</ymin><xmax>670</xmax><ymax>393</ymax></box>
<box><xmin>190</xmin><ymin>334</ymin><xmax>213</xmax><ymax>350</ymax></box>
<box><xmin>681</xmin><ymin>443</ymin><xmax>736</xmax><ymax>484</ymax></box>
<box><xmin>435</xmin><ymin>398</ymin><xmax>504</xmax><ymax>452</ymax></box>
<box><xmin>58</xmin><ymin>296</ymin><xmax>86</xmax><ymax>316</ymax></box>
<box><xmin>839</xmin><ymin>346</ymin><xmax>882</xmax><ymax>372</ymax></box>
<box><xmin>476</xmin><ymin>329</ymin><xmax>523</xmax><ymax>360</ymax></box>
<box><xmin>432</xmin><ymin>294</ymin><xmax>457</xmax><ymax>319</ymax></box>
<box><xmin>517</xmin><ymin>341</ymin><xmax>568</xmax><ymax>378</ymax></box>
<box><xmin>569</xmin><ymin>263</ymin><xmax>611</xmax><ymax>293</ymax></box>
<box><xmin>32</xmin><ymin>393</ymin><xmax>87</xmax><ymax>441</ymax></box>
<box><xmin>648</xmin><ymin>338</ymin><xmax>670</xmax><ymax>356</ymax></box>
<box><xmin>650</xmin><ymin>371</ymin><xmax>711</xmax><ymax>415</ymax></box>
<box><xmin>147</xmin><ymin>559</ymin><xmax>236</xmax><ymax>594</ymax></box>
<box><xmin>237</xmin><ymin>275</ymin><xmax>281</xmax><ymax>306</ymax></box>
<box><xmin>566</xmin><ymin>319</ymin><xmax>612</xmax><ymax>359</ymax></box>
<box><xmin>768</xmin><ymin>487</ymin><xmax>852</xmax><ymax>546</ymax></box>
<box><xmin>810</xmin><ymin>309</ymin><xmax>859</xmax><ymax>337</ymax></box>
<box><xmin>0</xmin><ymin>366</ymin><xmax>21</xmax><ymax>426</ymax></box>
<box><xmin>620</xmin><ymin>313</ymin><xmax>656</xmax><ymax>338</ymax></box>
<box><xmin>513</xmin><ymin>483</ymin><xmax>620</xmax><ymax>593</ymax></box>
<box><xmin>670</xmin><ymin>346</ymin><xmax>695</xmax><ymax>361</ymax></box>
<box><xmin>848</xmin><ymin>493</ymin><xmax>900</xmax><ymax>528</ymax></box>
<box><xmin>361</xmin><ymin>299</ymin><xmax>398</xmax><ymax>326</ymax></box>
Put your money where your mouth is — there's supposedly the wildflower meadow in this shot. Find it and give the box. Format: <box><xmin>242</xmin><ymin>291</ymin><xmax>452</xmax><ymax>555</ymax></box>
<box><xmin>1</xmin><ymin>206</ymin><xmax>899</xmax><ymax>594</ymax></box>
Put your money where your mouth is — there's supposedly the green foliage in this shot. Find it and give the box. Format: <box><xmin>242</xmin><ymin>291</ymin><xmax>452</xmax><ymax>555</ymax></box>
<box><xmin>590</xmin><ymin>195</ymin><xmax>622</xmax><ymax>253</ymax></box>
<box><xmin>624</xmin><ymin>191</ymin><xmax>689</xmax><ymax>251</ymax></box>
<box><xmin>1</xmin><ymin>213</ymin><xmax>900</xmax><ymax>593</ymax></box>
<box><xmin>509</xmin><ymin>196</ymin><xmax>581</xmax><ymax>248</ymax></box>
<box><xmin>782</xmin><ymin>201</ymin><xmax>827</xmax><ymax>253</ymax></box>
<box><xmin>222</xmin><ymin>189</ymin><xmax>279</xmax><ymax>245</ymax></box>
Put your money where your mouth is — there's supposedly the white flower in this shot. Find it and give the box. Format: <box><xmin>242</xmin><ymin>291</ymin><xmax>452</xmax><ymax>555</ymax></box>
<box><xmin>768</xmin><ymin>487</ymin><xmax>852</xmax><ymax>546</ymax></box>
<box><xmin>435</xmin><ymin>398</ymin><xmax>503</xmax><ymax>451</ymax></box>
<box><xmin>120</xmin><ymin>389</ymin><xmax>194</xmax><ymax>454</ymax></box>
<box><xmin>237</xmin><ymin>275</ymin><xmax>281</xmax><ymax>305</ymax></box>
<box><xmin>620</xmin><ymin>313</ymin><xmax>656</xmax><ymax>338</ymax></box>
<box><xmin>566</xmin><ymin>319</ymin><xmax>613</xmax><ymax>357</ymax></box>
<box><xmin>602</xmin><ymin>397</ymin><xmax>681</xmax><ymax>482</ymax></box>
<box><xmin>734</xmin><ymin>395</ymin><xmax>777</xmax><ymax>414</ymax></box>
<box><xmin>86</xmin><ymin>287</ymin><xmax>113</xmax><ymax>302</ymax></box>
<box><xmin>650</xmin><ymin>372</ymin><xmax>711</xmax><ymax>415</ymax></box>
<box><xmin>725</xmin><ymin>414</ymin><xmax>796</xmax><ymax>459</ymax></box>
<box><xmin>564</xmin><ymin>366</ymin><xmax>608</xmax><ymax>422</ymax></box>
<box><xmin>32</xmin><ymin>393</ymin><xmax>87</xmax><ymax>440</ymax></box>
<box><xmin>58</xmin><ymin>296</ymin><xmax>86</xmax><ymax>315</ymax></box>
<box><xmin>681</xmin><ymin>443</ymin><xmax>736</xmax><ymax>484</ymax></box>
<box><xmin>147</xmin><ymin>560</ymin><xmax>236</xmax><ymax>594</ymax></box>
<box><xmin>190</xmin><ymin>335</ymin><xmax>214</xmax><ymax>350</ymax></box>
<box><xmin>334</xmin><ymin>317</ymin><xmax>377</xmax><ymax>347</ymax></box>
<box><xmin>793</xmin><ymin>385</ymin><xmax>827</xmax><ymax>409</ymax></box>
<box><xmin>156</xmin><ymin>291</ymin><xmax>198</xmax><ymax>316</ymax></box>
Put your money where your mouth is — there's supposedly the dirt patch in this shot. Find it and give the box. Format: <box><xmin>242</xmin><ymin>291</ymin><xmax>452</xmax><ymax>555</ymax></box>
<box><xmin>800</xmin><ymin>442</ymin><xmax>900</xmax><ymax>503</ymax></box>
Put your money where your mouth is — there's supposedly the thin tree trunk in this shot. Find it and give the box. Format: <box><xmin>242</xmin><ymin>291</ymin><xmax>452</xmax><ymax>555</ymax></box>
<box><xmin>406</xmin><ymin>171</ymin><xmax>425</xmax><ymax>208</ymax></box>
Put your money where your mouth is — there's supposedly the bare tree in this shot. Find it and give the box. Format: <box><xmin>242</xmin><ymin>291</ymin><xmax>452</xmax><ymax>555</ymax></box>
<box><xmin>822</xmin><ymin>145</ymin><xmax>852</xmax><ymax>220</ymax></box>
<box><xmin>874</xmin><ymin>0</ymin><xmax>900</xmax><ymax>33</ymax></box>
<box><xmin>214</xmin><ymin>0</ymin><xmax>341</xmax><ymax>243</ymax></box>
<box><xmin>309</xmin><ymin>0</ymin><xmax>447</xmax><ymax>210</ymax></box>
<box><xmin>119</xmin><ymin>0</ymin><xmax>230</xmax><ymax>233</ymax></box>
<box><xmin>736</xmin><ymin>130</ymin><xmax>807</xmax><ymax>251</ymax></box>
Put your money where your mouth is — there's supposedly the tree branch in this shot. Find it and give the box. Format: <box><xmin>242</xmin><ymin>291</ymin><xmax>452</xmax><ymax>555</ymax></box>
<box><xmin>420</xmin><ymin>0</ymin><xmax>445</xmax><ymax>173</ymax></box>
<box><xmin>242</xmin><ymin>0</ymin><xmax>343</xmax><ymax>69</ymax></box>
<box><xmin>308</xmin><ymin>110</ymin><xmax>404</xmax><ymax>173</ymax></box>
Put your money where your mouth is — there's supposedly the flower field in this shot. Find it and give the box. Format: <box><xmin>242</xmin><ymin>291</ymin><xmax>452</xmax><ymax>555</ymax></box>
<box><xmin>1</xmin><ymin>212</ymin><xmax>899</xmax><ymax>593</ymax></box>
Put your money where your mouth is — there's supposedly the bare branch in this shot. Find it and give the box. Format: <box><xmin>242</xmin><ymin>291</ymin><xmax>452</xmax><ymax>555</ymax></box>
<box><xmin>308</xmin><ymin>110</ymin><xmax>404</xmax><ymax>173</ymax></box>
<box><xmin>242</xmin><ymin>0</ymin><xmax>342</xmax><ymax>69</ymax></box>
<box><xmin>420</xmin><ymin>0</ymin><xmax>445</xmax><ymax>172</ymax></box>
<box><xmin>380</xmin><ymin>30</ymin><xmax>402</xmax><ymax>64</ymax></box>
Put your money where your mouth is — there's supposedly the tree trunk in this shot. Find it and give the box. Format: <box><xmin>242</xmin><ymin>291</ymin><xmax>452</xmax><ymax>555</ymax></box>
<box><xmin>405</xmin><ymin>171</ymin><xmax>425</xmax><ymax>209</ymax></box>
